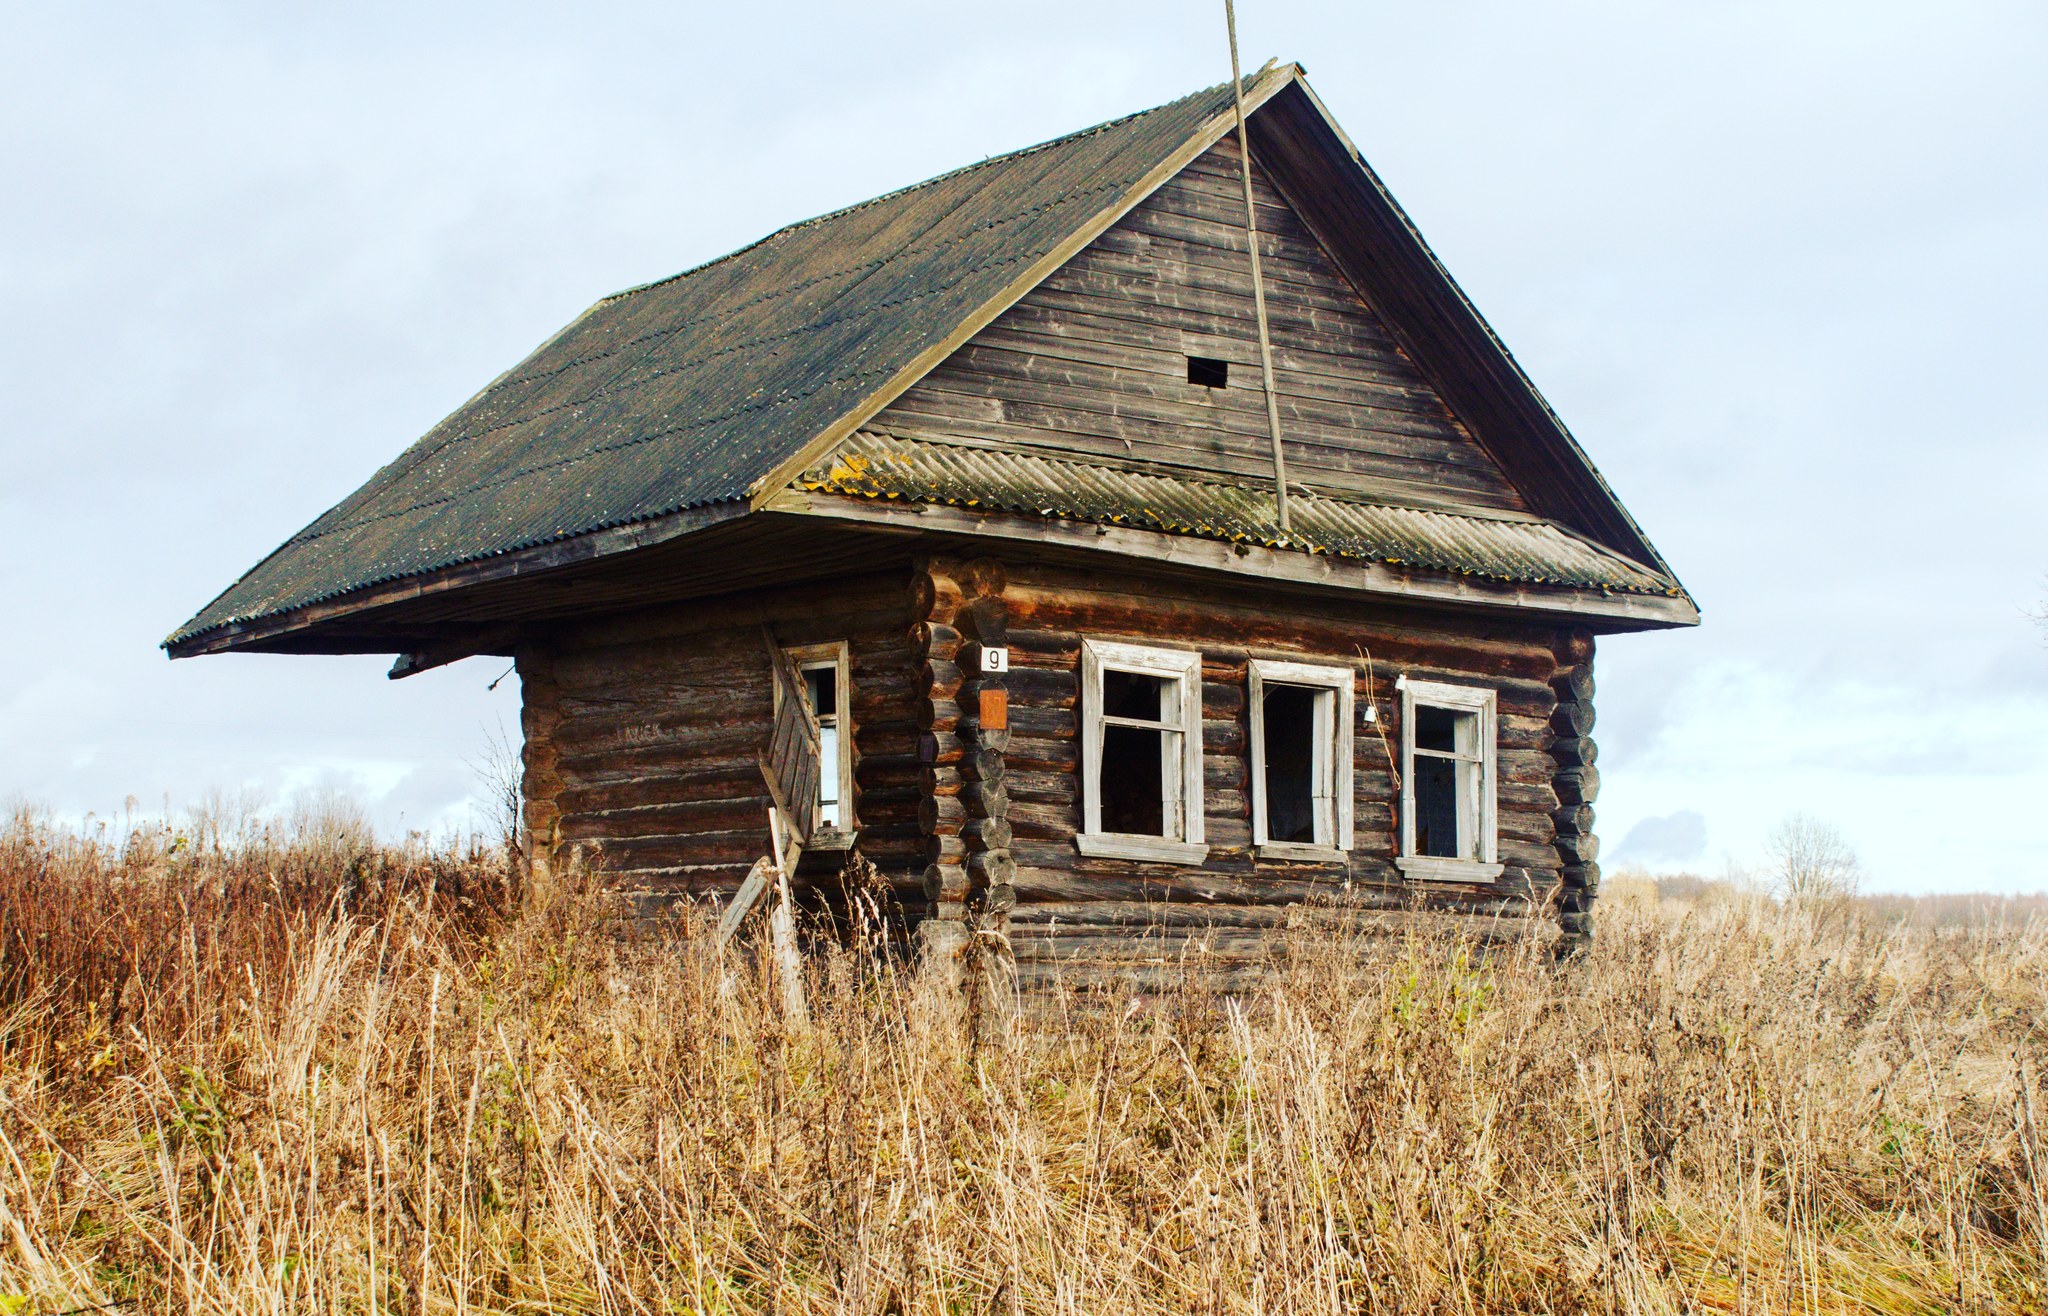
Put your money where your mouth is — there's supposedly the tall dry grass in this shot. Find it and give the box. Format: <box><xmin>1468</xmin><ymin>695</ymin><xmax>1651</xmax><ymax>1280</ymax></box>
<box><xmin>1</xmin><ymin>811</ymin><xmax>2045</xmax><ymax>1314</ymax></box>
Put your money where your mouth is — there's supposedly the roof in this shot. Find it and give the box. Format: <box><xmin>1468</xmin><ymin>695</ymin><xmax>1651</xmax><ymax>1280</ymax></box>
<box><xmin>170</xmin><ymin>78</ymin><xmax>1265</xmax><ymax>649</ymax></box>
<box><xmin>169</xmin><ymin>65</ymin><xmax>1692</xmax><ymax>654</ymax></box>
<box><xmin>801</xmin><ymin>433</ymin><xmax>1678</xmax><ymax>597</ymax></box>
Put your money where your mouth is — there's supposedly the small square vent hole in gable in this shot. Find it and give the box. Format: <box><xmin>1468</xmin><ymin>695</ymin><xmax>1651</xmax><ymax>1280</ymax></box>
<box><xmin>1187</xmin><ymin>355</ymin><xmax>1229</xmax><ymax>388</ymax></box>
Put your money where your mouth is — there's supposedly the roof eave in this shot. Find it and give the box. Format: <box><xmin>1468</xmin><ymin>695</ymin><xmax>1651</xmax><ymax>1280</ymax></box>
<box><xmin>164</xmin><ymin>500</ymin><xmax>751</xmax><ymax>658</ymax></box>
<box><xmin>763</xmin><ymin>489</ymin><xmax>1700</xmax><ymax>633</ymax></box>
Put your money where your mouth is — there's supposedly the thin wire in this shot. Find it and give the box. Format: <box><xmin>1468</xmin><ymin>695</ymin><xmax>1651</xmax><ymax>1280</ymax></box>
<box><xmin>487</xmin><ymin>662</ymin><xmax>516</xmax><ymax>691</ymax></box>
<box><xmin>1224</xmin><ymin>0</ymin><xmax>1291</xmax><ymax>534</ymax></box>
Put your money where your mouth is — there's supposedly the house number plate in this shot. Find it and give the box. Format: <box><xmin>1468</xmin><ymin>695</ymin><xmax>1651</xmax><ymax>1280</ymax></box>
<box><xmin>979</xmin><ymin>646</ymin><xmax>1010</xmax><ymax>673</ymax></box>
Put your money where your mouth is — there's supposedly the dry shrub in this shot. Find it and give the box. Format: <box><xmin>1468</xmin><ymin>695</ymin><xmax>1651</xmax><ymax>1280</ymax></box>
<box><xmin>0</xmin><ymin>812</ymin><xmax>2045</xmax><ymax>1315</ymax></box>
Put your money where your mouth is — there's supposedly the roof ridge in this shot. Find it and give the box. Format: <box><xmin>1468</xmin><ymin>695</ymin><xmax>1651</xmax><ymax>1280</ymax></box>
<box><xmin>596</xmin><ymin>77</ymin><xmax>1241</xmax><ymax>307</ymax></box>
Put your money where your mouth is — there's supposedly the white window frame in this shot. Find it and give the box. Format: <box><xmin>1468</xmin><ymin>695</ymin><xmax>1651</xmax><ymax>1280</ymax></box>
<box><xmin>1076</xmin><ymin>638</ymin><xmax>1207</xmax><ymax>865</ymax></box>
<box><xmin>1396</xmin><ymin>678</ymin><xmax>1503</xmax><ymax>883</ymax></box>
<box><xmin>781</xmin><ymin>641</ymin><xmax>856</xmax><ymax>849</ymax></box>
<box><xmin>1248</xmin><ymin>659</ymin><xmax>1354</xmax><ymax>863</ymax></box>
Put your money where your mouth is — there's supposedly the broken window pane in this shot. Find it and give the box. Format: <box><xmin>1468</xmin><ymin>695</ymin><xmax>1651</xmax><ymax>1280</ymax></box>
<box><xmin>1412</xmin><ymin>703</ymin><xmax>1479</xmax><ymax>860</ymax></box>
<box><xmin>1100</xmin><ymin>725</ymin><xmax>1165</xmax><ymax>835</ymax></box>
<box><xmin>804</xmin><ymin>665</ymin><xmax>837</xmax><ymax>719</ymax></box>
<box><xmin>1415</xmin><ymin>704</ymin><xmax>1458</xmax><ymax>754</ymax></box>
<box><xmin>1102</xmin><ymin>668</ymin><xmax>1166</xmax><ymax>722</ymax></box>
<box><xmin>1413</xmin><ymin>753</ymin><xmax>1459</xmax><ymax>857</ymax></box>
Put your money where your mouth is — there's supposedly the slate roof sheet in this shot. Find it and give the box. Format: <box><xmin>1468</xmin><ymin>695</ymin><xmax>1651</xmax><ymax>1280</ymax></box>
<box><xmin>170</xmin><ymin>80</ymin><xmax>1249</xmax><ymax>646</ymax></box>
<box><xmin>800</xmin><ymin>432</ymin><xmax>1680</xmax><ymax>596</ymax></box>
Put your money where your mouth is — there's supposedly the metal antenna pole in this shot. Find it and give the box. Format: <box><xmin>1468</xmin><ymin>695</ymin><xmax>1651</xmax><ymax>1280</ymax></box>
<box><xmin>1225</xmin><ymin>0</ymin><xmax>1291</xmax><ymax>533</ymax></box>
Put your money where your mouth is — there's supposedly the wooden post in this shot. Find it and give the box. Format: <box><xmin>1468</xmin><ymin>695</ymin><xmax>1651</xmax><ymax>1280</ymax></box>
<box><xmin>766</xmin><ymin>808</ymin><xmax>810</xmax><ymax>1029</ymax></box>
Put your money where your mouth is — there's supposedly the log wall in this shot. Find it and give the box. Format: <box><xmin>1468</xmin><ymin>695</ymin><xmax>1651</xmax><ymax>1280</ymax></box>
<box><xmin>512</xmin><ymin>556</ymin><xmax>1600</xmax><ymax>976</ymax></box>
<box><xmin>976</xmin><ymin>560</ymin><xmax>1584</xmax><ymax>986</ymax></box>
<box><xmin>515</xmin><ymin>572</ymin><xmax>923</xmax><ymax>915</ymax></box>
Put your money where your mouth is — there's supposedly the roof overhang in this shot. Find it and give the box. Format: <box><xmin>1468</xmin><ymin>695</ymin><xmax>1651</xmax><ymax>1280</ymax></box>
<box><xmin>763</xmin><ymin>489</ymin><xmax>1698</xmax><ymax>632</ymax></box>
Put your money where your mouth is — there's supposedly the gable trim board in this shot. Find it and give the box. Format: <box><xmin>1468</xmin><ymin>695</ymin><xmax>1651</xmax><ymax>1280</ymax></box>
<box><xmin>167</xmin><ymin>65</ymin><xmax>1692</xmax><ymax>659</ymax></box>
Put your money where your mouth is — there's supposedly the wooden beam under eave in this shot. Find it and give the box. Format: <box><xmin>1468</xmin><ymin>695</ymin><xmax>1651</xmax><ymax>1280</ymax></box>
<box><xmin>759</xmin><ymin>491</ymin><xmax>1700</xmax><ymax>632</ymax></box>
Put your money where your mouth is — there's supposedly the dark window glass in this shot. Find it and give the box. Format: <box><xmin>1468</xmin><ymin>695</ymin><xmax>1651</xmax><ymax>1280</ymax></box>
<box><xmin>1414</xmin><ymin>754</ymin><xmax>1459</xmax><ymax>858</ymax></box>
<box><xmin>1101</xmin><ymin>669</ymin><xmax>1165</xmax><ymax>721</ymax></box>
<box><xmin>1262</xmin><ymin>685</ymin><xmax>1316</xmax><ymax>844</ymax></box>
<box><xmin>1415</xmin><ymin>705</ymin><xmax>1458</xmax><ymax>754</ymax></box>
<box><xmin>1187</xmin><ymin>355</ymin><xmax>1229</xmax><ymax>387</ymax></box>
<box><xmin>803</xmin><ymin>665</ymin><xmax>837</xmax><ymax>719</ymax></box>
<box><xmin>1101</xmin><ymin>726</ymin><xmax>1165</xmax><ymax>835</ymax></box>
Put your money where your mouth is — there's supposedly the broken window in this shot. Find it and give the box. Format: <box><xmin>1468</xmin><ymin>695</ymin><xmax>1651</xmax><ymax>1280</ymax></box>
<box><xmin>783</xmin><ymin>642</ymin><xmax>854</xmax><ymax>842</ymax></box>
<box><xmin>1078</xmin><ymin>639</ymin><xmax>1206</xmax><ymax>864</ymax></box>
<box><xmin>1248</xmin><ymin>659</ymin><xmax>1354</xmax><ymax>857</ymax></box>
<box><xmin>1398</xmin><ymin>680</ymin><xmax>1500</xmax><ymax>881</ymax></box>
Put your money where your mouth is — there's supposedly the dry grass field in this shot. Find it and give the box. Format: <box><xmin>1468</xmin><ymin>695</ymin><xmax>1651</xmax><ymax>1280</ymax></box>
<box><xmin>1</xmin><ymin>809</ymin><xmax>2045</xmax><ymax>1314</ymax></box>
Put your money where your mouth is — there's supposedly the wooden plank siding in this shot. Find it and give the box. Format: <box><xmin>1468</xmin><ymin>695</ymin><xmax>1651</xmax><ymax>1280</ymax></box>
<box><xmin>516</xmin><ymin>573</ymin><xmax>924</xmax><ymax>917</ymax></box>
<box><xmin>870</xmin><ymin>134</ymin><xmax>1530</xmax><ymax>517</ymax></box>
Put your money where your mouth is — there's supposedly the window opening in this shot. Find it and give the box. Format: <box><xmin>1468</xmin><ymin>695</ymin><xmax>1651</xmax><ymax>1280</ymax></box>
<box><xmin>1247</xmin><ymin>659</ymin><xmax>1353</xmax><ymax>856</ymax></box>
<box><xmin>1187</xmin><ymin>355</ymin><xmax>1229</xmax><ymax>388</ymax></box>
<box><xmin>1261</xmin><ymin>685</ymin><xmax>1318</xmax><ymax>844</ymax></box>
<box><xmin>800</xmin><ymin>661</ymin><xmax>842</xmax><ymax>829</ymax></box>
<box><xmin>1099</xmin><ymin>669</ymin><xmax>1171</xmax><ymax>836</ymax></box>
<box><xmin>1078</xmin><ymin>639</ymin><xmax>1207</xmax><ymax>863</ymax></box>
<box><xmin>1397</xmin><ymin>679</ymin><xmax>1498</xmax><ymax>879</ymax></box>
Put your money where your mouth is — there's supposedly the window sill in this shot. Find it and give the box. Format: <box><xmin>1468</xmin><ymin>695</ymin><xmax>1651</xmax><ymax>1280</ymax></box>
<box><xmin>807</xmin><ymin>827</ymin><xmax>859</xmax><ymax>853</ymax></box>
<box><xmin>1396</xmin><ymin>856</ymin><xmax>1505</xmax><ymax>885</ymax></box>
<box><xmin>1256</xmin><ymin>842</ymin><xmax>1350</xmax><ymax>865</ymax></box>
<box><xmin>1075</xmin><ymin>833</ymin><xmax>1210</xmax><ymax>865</ymax></box>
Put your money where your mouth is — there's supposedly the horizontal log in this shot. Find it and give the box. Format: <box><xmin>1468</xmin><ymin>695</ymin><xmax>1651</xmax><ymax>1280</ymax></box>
<box><xmin>919</xmin><ymin>793</ymin><xmax>965</xmax><ymax>835</ymax></box>
<box><xmin>961</xmin><ymin>748</ymin><xmax>1006</xmax><ymax>785</ymax></box>
<box><xmin>963</xmin><ymin>816</ymin><xmax>1013</xmax><ymax>850</ymax></box>
<box><xmin>910</xmin><ymin>621</ymin><xmax>962</xmax><ymax>659</ymax></box>
<box><xmin>1554</xmin><ymin>767</ymin><xmax>1600</xmax><ymax>806</ymax></box>
<box><xmin>1560</xmin><ymin>862</ymin><xmax>1601</xmax><ymax>892</ymax></box>
<box><xmin>1551</xmin><ymin>668</ymin><xmax>1595</xmax><ymax>704</ymax></box>
<box><xmin>923</xmin><ymin>864</ymin><xmax>968</xmax><ymax>902</ymax></box>
<box><xmin>1553</xmin><ymin>804</ymin><xmax>1596</xmax><ymax>836</ymax></box>
<box><xmin>1555</xmin><ymin>833</ymin><xmax>1600</xmax><ymax>865</ymax></box>
<box><xmin>967</xmin><ymin>850</ymin><xmax>1016</xmax><ymax>887</ymax></box>
<box><xmin>1549</xmin><ymin>736</ymin><xmax>1598</xmax><ymax>768</ymax></box>
<box><xmin>1550</xmin><ymin>702</ymin><xmax>1596</xmax><ymax>737</ymax></box>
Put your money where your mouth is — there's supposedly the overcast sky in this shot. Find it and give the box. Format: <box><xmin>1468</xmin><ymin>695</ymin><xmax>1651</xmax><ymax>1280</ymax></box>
<box><xmin>3</xmin><ymin>2</ymin><xmax>2043</xmax><ymax>891</ymax></box>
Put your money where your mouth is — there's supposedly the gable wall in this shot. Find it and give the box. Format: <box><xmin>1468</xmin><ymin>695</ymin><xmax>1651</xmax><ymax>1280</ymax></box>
<box><xmin>872</xmin><ymin>134</ymin><xmax>1529</xmax><ymax>516</ymax></box>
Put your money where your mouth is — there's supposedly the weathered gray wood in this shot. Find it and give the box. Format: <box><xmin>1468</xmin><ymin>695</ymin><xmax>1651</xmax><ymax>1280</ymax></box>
<box><xmin>865</xmin><ymin>132</ymin><xmax>1533</xmax><ymax>516</ymax></box>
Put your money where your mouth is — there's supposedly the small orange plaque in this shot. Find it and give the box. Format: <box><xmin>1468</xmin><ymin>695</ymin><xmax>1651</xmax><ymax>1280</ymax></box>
<box><xmin>978</xmin><ymin>687</ymin><xmax>1008</xmax><ymax>730</ymax></box>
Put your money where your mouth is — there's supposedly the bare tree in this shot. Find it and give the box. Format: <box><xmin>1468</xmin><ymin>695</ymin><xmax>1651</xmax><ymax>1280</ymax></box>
<box><xmin>471</xmin><ymin>718</ymin><xmax>525</xmax><ymax>860</ymax></box>
<box><xmin>1766</xmin><ymin>812</ymin><xmax>1862</xmax><ymax>905</ymax></box>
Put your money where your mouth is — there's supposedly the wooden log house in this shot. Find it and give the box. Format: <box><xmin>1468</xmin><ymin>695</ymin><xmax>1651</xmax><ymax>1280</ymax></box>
<box><xmin>169</xmin><ymin>66</ymin><xmax>1696</xmax><ymax>979</ymax></box>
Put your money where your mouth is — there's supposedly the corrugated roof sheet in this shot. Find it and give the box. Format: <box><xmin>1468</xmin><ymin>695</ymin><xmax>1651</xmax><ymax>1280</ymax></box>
<box><xmin>170</xmin><ymin>79</ymin><xmax>1252</xmax><ymax>646</ymax></box>
<box><xmin>800</xmin><ymin>432</ymin><xmax>1680</xmax><ymax>595</ymax></box>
